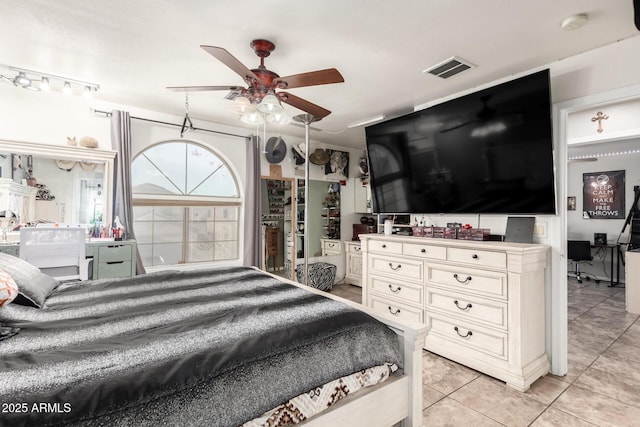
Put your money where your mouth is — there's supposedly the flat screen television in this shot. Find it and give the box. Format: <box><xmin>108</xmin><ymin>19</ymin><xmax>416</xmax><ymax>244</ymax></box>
<box><xmin>365</xmin><ymin>69</ymin><xmax>556</xmax><ymax>215</ymax></box>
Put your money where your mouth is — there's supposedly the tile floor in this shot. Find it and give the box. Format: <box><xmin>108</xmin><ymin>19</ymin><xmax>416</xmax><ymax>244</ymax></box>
<box><xmin>329</xmin><ymin>277</ymin><xmax>640</xmax><ymax>427</ymax></box>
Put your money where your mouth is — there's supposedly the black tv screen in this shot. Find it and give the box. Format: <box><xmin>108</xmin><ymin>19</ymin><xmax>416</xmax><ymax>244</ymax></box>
<box><xmin>365</xmin><ymin>69</ymin><xmax>556</xmax><ymax>215</ymax></box>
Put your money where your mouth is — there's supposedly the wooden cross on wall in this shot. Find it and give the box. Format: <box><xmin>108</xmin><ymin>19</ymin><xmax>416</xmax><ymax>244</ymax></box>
<box><xmin>591</xmin><ymin>111</ymin><xmax>609</xmax><ymax>133</ymax></box>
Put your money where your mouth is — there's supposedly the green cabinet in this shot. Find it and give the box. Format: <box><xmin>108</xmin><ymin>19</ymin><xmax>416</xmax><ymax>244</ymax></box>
<box><xmin>0</xmin><ymin>240</ymin><xmax>137</xmax><ymax>280</ymax></box>
<box><xmin>87</xmin><ymin>240</ymin><xmax>137</xmax><ymax>279</ymax></box>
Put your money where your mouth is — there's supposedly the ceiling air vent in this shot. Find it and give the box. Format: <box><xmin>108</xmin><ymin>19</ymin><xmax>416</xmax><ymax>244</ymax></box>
<box><xmin>424</xmin><ymin>57</ymin><xmax>475</xmax><ymax>79</ymax></box>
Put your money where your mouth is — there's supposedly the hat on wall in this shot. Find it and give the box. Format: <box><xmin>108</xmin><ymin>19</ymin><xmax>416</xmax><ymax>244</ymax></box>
<box><xmin>309</xmin><ymin>148</ymin><xmax>330</xmax><ymax>165</ymax></box>
<box><xmin>292</xmin><ymin>143</ymin><xmax>306</xmax><ymax>165</ymax></box>
<box><xmin>265</xmin><ymin>136</ymin><xmax>286</xmax><ymax>164</ymax></box>
<box><xmin>55</xmin><ymin>159</ymin><xmax>76</xmax><ymax>171</ymax></box>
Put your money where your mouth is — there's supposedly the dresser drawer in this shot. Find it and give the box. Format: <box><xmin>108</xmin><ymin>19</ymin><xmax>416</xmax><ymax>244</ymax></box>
<box><xmin>426</xmin><ymin>312</ymin><xmax>508</xmax><ymax>360</ymax></box>
<box><xmin>427</xmin><ymin>265</ymin><xmax>507</xmax><ymax>300</ymax></box>
<box><xmin>98</xmin><ymin>244</ymin><xmax>133</xmax><ymax>263</ymax></box>
<box><xmin>369</xmin><ymin>254</ymin><xmax>424</xmax><ymax>282</ymax></box>
<box><xmin>322</xmin><ymin>239</ymin><xmax>341</xmax><ymax>254</ymax></box>
<box><xmin>0</xmin><ymin>245</ymin><xmax>19</xmax><ymax>257</ymax></box>
<box><xmin>369</xmin><ymin>296</ymin><xmax>423</xmax><ymax>324</ymax></box>
<box><xmin>402</xmin><ymin>242</ymin><xmax>446</xmax><ymax>260</ymax></box>
<box><xmin>447</xmin><ymin>247</ymin><xmax>507</xmax><ymax>270</ymax></box>
<box><xmin>426</xmin><ymin>287</ymin><xmax>507</xmax><ymax>330</ymax></box>
<box><xmin>368</xmin><ymin>240</ymin><xmax>403</xmax><ymax>255</ymax></box>
<box><xmin>370</xmin><ymin>275</ymin><xmax>423</xmax><ymax>306</ymax></box>
<box><xmin>97</xmin><ymin>260</ymin><xmax>133</xmax><ymax>279</ymax></box>
<box><xmin>347</xmin><ymin>243</ymin><xmax>362</xmax><ymax>254</ymax></box>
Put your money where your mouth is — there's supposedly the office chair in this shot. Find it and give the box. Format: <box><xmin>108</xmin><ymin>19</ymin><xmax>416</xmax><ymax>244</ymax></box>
<box><xmin>567</xmin><ymin>240</ymin><xmax>593</xmax><ymax>283</ymax></box>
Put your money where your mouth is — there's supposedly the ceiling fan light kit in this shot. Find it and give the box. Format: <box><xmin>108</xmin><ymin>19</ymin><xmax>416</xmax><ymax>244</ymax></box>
<box><xmin>168</xmin><ymin>39</ymin><xmax>344</xmax><ymax>125</ymax></box>
<box><xmin>257</xmin><ymin>91</ymin><xmax>284</xmax><ymax>114</ymax></box>
<box><xmin>266</xmin><ymin>112</ymin><xmax>291</xmax><ymax>125</ymax></box>
<box><xmin>240</xmin><ymin>111</ymin><xmax>265</xmax><ymax>125</ymax></box>
<box><xmin>228</xmin><ymin>95</ymin><xmax>255</xmax><ymax>114</ymax></box>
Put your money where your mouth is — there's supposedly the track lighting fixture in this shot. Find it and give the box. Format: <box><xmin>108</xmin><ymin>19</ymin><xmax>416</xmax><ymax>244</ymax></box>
<box><xmin>0</xmin><ymin>66</ymin><xmax>99</xmax><ymax>96</ymax></box>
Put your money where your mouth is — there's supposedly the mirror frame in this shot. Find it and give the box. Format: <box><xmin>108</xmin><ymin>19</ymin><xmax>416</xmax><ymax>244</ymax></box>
<box><xmin>0</xmin><ymin>139</ymin><xmax>116</xmax><ymax>226</ymax></box>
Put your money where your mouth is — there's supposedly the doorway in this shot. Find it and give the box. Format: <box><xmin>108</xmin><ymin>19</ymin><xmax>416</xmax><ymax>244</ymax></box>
<box><xmin>260</xmin><ymin>177</ymin><xmax>294</xmax><ymax>278</ymax></box>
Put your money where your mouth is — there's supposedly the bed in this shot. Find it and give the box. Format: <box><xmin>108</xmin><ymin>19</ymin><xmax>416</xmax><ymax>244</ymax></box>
<box><xmin>0</xmin><ymin>261</ymin><xmax>427</xmax><ymax>427</ymax></box>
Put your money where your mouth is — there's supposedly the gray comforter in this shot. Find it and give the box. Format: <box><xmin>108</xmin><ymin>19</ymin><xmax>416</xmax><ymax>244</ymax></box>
<box><xmin>0</xmin><ymin>266</ymin><xmax>402</xmax><ymax>426</ymax></box>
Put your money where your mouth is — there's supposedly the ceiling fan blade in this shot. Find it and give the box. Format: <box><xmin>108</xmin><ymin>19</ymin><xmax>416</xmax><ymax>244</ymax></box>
<box><xmin>166</xmin><ymin>85</ymin><xmax>243</xmax><ymax>92</ymax></box>
<box><xmin>274</xmin><ymin>68</ymin><xmax>344</xmax><ymax>89</ymax></box>
<box><xmin>200</xmin><ymin>45</ymin><xmax>260</xmax><ymax>83</ymax></box>
<box><xmin>279</xmin><ymin>92</ymin><xmax>331</xmax><ymax>119</ymax></box>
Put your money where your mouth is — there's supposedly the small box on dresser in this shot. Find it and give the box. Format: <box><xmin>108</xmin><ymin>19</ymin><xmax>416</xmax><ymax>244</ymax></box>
<box><xmin>360</xmin><ymin>234</ymin><xmax>549</xmax><ymax>391</ymax></box>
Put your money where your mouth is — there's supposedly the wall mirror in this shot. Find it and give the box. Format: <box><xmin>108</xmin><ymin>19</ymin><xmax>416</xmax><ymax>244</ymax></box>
<box><xmin>0</xmin><ymin>139</ymin><xmax>115</xmax><ymax>226</ymax></box>
<box><xmin>298</xmin><ymin>179</ymin><xmax>341</xmax><ymax>258</ymax></box>
<box><xmin>260</xmin><ymin>177</ymin><xmax>341</xmax><ymax>279</ymax></box>
<box><xmin>260</xmin><ymin>177</ymin><xmax>294</xmax><ymax>276</ymax></box>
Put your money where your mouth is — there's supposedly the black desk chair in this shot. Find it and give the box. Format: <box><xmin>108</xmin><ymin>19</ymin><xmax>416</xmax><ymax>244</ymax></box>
<box><xmin>568</xmin><ymin>240</ymin><xmax>593</xmax><ymax>283</ymax></box>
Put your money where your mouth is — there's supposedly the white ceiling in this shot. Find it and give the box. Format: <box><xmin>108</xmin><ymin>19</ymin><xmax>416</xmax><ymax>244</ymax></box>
<box><xmin>0</xmin><ymin>1</ymin><xmax>638</xmax><ymax>148</ymax></box>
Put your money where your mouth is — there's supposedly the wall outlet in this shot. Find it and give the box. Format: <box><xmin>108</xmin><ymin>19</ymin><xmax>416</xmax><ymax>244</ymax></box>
<box><xmin>533</xmin><ymin>222</ymin><xmax>548</xmax><ymax>238</ymax></box>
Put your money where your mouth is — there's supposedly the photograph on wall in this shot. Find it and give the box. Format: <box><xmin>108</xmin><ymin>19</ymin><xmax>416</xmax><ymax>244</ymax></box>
<box><xmin>324</xmin><ymin>149</ymin><xmax>349</xmax><ymax>178</ymax></box>
<box><xmin>582</xmin><ymin>170</ymin><xmax>625</xmax><ymax>219</ymax></box>
<box><xmin>567</xmin><ymin>196</ymin><xmax>576</xmax><ymax>211</ymax></box>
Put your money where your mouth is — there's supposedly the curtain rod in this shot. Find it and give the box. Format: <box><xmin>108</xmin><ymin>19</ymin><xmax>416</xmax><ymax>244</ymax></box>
<box><xmin>92</xmin><ymin>109</ymin><xmax>249</xmax><ymax>140</ymax></box>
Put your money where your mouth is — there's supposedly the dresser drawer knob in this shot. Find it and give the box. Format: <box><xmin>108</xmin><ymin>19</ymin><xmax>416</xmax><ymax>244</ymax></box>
<box><xmin>388</xmin><ymin>306</ymin><xmax>401</xmax><ymax>315</ymax></box>
<box><xmin>472</xmin><ymin>254</ymin><xmax>479</xmax><ymax>259</ymax></box>
<box><xmin>453</xmin><ymin>273</ymin><xmax>472</xmax><ymax>284</ymax></box>
<box><xmin>388</xmin><ymin>263</ymin><xmax>402</xmax><ymax>271</ymax></box>
<box><xmin>388</xmin><ymin>284</ymin><xmax>402</xmax><ymax>293</ymax></box>
<box><xmin>454</xmin><ymin>326</ymin><xmax>473</xmax><ymax>338</ymax></box>
<box><xmin>382</xmin><ymin>244</ymin><xmax>387</xmax><ymax>248</ymax></box>
<box><xmin>454</xmin><ymin>300</ymin><xmax>473</xmax><ymax>311</ymax></box>
<box><xmin>354</xmin><ymin>246</ymin><xmax>361</xmax><ymax>252</ymax></box>
<box><xmin>421</xmin><ymin>248</ymin><xmax>426</xmax><ymax>253</ymax></box>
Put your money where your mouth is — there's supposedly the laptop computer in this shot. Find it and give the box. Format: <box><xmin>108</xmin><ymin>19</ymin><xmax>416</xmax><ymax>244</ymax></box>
<box><xmin>504</xmin><ymin>216</ymin><xmax>536</xmax><ymax>243</ymax></box>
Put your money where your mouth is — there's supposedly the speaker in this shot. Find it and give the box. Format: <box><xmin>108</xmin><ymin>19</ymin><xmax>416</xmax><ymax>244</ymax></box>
<box><xmin>594</xmin><ymin>233</ymin><xmax>607</xmax><ymax>246</ymax></box>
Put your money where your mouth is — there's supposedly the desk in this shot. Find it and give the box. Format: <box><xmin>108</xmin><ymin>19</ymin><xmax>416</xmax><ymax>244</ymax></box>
<box><xmin>0</xmin><ymin>239</ymin><xmax>137</xmax><ymax>280</ymax></box>
<box><xmin>592</xmin><ymin>243</ymin><xmax>622</xmax><ymax>287</ymax></box>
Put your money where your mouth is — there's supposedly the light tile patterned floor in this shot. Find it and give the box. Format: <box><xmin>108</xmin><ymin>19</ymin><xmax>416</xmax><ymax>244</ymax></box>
<box><xmin>329</xmin><ymin>278</ymin><xmax>640</xmax><ymax>426</ymax></box>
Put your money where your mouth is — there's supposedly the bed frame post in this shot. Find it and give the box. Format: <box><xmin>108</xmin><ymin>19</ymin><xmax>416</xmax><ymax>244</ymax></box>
<box><xmin>398</xmin><ymin>324</ymin><xmax>428</xmax><ymax>427</ymax></box>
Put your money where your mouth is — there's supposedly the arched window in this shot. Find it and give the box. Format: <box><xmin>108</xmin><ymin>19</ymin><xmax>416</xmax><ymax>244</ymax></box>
<box><xmin>131</xmin><ymin>141</ymin><xmax>241</xmax><ymax>267</ymax></box>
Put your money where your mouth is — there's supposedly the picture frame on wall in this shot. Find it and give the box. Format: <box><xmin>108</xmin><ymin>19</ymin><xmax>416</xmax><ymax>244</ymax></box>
<box><xmin>582</xmin><ymin>170</ymin><xmax>625</xmax><ymax>219</ymax></box>
<box><xmin>567</xmin><ymin>196</ymin><xmax>576</xmax><ymax>211</ymax></box>
<box><xmin>324</xmin><ymin>149</ymin><xmax>349</xmax><ymax>178</ymax></box>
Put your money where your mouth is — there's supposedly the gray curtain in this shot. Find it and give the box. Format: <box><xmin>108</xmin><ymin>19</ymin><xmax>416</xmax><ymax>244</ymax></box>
<box><xmin>243</xmin><ymin>135</ymin><xmax>262</xmax><ymax>267</ymax></box>
<box><xmin>110</xmin><ymin>110</ymin><xmax>146</xmax><ymax>275</ymax></box>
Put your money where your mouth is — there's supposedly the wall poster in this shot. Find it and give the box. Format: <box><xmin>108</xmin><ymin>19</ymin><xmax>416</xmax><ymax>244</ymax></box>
<box><xmin>582</xmin><ymin>170</ymin><xmax>625</xmax><ymax>219</ymax></box>
<box><xmin>324</xmin><ymin>149</ymin><xmax>349</xmax><ymax>178</ymax></box>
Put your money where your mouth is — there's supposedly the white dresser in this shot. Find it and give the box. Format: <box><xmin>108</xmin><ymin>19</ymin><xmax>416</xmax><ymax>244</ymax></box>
<box><xmin>361</xmin><ymin>234</ymin><xmax>549</xmax><ymax>391</ymax></box>
<box><xmin>344</xmin><ymin>241</ymin><xmax>363</xmax><ymax>287</ymax></box>
<box><xmin>320</xmin><ymin>238</ymin><xmax>342</xmax><ymax>256</ymax></box>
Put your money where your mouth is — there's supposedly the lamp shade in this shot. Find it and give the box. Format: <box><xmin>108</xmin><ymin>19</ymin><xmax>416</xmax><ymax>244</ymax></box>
<box><xmin>266</xmin><ymin>112</ymin><xmax>291</xmax><ymax>125</ymax></box>
<box><xmin>257</xmin><ymin>92</ymin><xmax>284</xmax><ymax>114</ymax></box>
<box><xmin>240</xmin><ymin>111</ymin><xmax>265</xmax><ymax>125</ymax></box>
<box><xmin>229</xmin><ymin>96</ymin><xmax>255</xmax><ymax>115</ymax></box>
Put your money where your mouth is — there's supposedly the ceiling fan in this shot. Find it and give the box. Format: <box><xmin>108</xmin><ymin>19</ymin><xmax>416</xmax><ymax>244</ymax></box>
<box><xmin>167</xmin><ymin>39</ymin><xmax>344</xmax><ymax>119</ymax></box>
